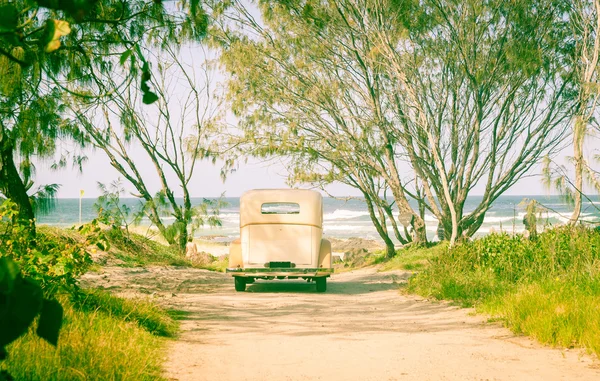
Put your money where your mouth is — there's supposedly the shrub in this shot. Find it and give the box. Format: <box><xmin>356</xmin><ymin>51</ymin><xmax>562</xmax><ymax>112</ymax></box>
<box><xmin>408</xmin><ymin>225</ymin><xmax>600</xmax><ymax>355</ymax></box>
<box><xmin>1</xmin><ymin>199</ymin><xmax>108</xmax><ymax>294</ymax></box>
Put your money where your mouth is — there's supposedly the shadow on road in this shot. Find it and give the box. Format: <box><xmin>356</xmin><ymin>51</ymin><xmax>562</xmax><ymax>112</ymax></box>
<box><xmin>83</xmin><ymin>266</ymin><xmax>480</xmax><ymax>340</ymax></box>
<box><xmin>168</xmin><ymin>269</ymin><xmax>480</xmax><ymax>340</ymax></box>
<box><xmin>243</xmin><ymin>270</ymin><xmax>411</xmax><ymax>295</ymax></box>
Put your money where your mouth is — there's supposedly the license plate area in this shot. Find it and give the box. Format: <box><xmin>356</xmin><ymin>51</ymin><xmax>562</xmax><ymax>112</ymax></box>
<box><xmin>268</xmin><ymin>261</ymin><xmax>293</xmax><ymax>268</ymax></box>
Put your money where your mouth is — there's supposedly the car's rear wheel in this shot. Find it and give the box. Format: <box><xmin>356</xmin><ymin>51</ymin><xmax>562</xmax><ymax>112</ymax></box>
<box><xmin>234</xmin><ymin>277</ymin><xmax>246</xmax><ymax>292</ymax></box>
<box><xmin>315</xmin><ymin>277</ymin><xmax>327</xmax><ymax>292</ymax></box>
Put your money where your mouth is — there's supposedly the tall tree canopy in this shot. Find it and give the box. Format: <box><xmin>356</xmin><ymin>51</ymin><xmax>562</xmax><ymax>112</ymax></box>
<box><xmin>70</xmin><ymin>46</ymin><xmax>225</xmax><ymax>251</ymax></box>
<box><xmin>214</xmin><ymin>0</ymin><xmax>576</xmax><ymax>254</ymax></box>
<box><xmin>0</xmin><ymin>0</ymin><xmax>209</xmax><ymax>226</ymax></box>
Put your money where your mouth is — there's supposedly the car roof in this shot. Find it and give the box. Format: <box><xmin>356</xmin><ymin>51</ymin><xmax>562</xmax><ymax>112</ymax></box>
<box><xmin>239</xmin><ymin>189</ymin><xmax>323</xmax><ymax>228</ymax></box>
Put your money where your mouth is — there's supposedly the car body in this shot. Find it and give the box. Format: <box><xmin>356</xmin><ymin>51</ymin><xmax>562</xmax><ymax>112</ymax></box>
<box><xmin>226</xmin><ymin>189</ymin><xmax>333</xmax><ymax>292</ymax></box>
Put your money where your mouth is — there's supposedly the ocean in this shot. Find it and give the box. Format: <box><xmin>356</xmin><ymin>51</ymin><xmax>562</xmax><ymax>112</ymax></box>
<box><xmin>37</xmin><ymin>195</ymin><xmax>600</xmax><ymax>243</ymax></box>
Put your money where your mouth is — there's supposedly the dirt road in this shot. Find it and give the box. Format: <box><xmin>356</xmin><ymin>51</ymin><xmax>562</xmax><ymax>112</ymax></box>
<box><xmin>83</xmin><ymin>267</ymin><xmax>599</xmax><ymax>381</ymax></box>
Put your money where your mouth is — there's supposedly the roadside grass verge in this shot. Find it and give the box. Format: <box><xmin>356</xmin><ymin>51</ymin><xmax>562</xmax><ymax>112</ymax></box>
<box><xmin>102</xmin><ymin>228</ymin><xmax>229</xmax><ymax>272</ymax></box>
<box><xmin>71</xmin><ymin>289</ymin><xmax>179</xmax><ymax>337</ymax></box>
<box><xmin>481</xmin><ymin>279</ymin><xmax>600</xmax><ymax>355</ymax></box>
<box><xmin>202</xmin><ymin>254</ymin><xmax>228</xmax><ymax>272</ymax></box>
<box><xmin>2</xmin><ymin>290</ymin><xmax>177</xmax><ymax>380</ymax></box>
<box><xmin>38</xmin><ymin>225</ymin><xmax>228</xmax><ymax>271</ymax></box>
<box><xmin>373</xmin><ymin>243</ymin><xmax>448</xmax><ymax>271</ymax></box>
<box><xmin>104</xmin><ymin>228</ymin><xmax>189</xmax><ymax>267</ymax></box>
<box><xmin>407</xmin><ymin>226</ymin><xmax>600</xmax><ymax>357</ymax></box>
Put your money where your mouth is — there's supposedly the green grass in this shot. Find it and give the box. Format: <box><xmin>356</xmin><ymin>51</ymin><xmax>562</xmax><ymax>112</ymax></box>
<box><xmin>201</xmin><ymin>255</ymin><xmax>228</xmax><ymax>272</ymax></box>
<box><xmin>2</xmin><ymin>291</ymin><xmax>176</xmax><ymax>380</ymax></box>
<box><xmin>39</xmin><ymin>224</ymin><xmax>228</xmax><ymax>272</ymax></box>
<box><xmin>374</xmin><ymin>243</ymin><xmax>448</xmax><ymax>271</ymax></box>
<box><xmin>37</xmin><ymin>225</ymin><xmax>84</xmax><ymax>245</ymax></box>
<box><xmin>104</xmin><ymin>229</ymin><xmax>190</xmax><ymax>267</ymax></box>
<box><xmin>406</xmin><ymin>226</ymin><xmax>600</xmax><ymax>356</ymax></box>
<box><xmin>480</xmin><ymin>279</ymin><xmax>600</xmax><ymax>355</ymax></box>
<box><xmin>71</xmin><ymin>289</ymin><xmax>179</xmax><ymax>337</ymax></box>
<box><xmin>103</xmin><ymin>229</ymin><xmax>228</xmax><ymax>272</ymax></box>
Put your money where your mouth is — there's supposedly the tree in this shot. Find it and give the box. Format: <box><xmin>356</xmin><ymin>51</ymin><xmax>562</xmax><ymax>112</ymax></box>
<box><xmin>0</xmin><ymin>56</ymin><xmax>78</xmax><ymax>227</ymax></box>
<box><xmin>214</xmin><ymin>0</ymin><xmax>574</xmax><ymax>252</ymax></box>
<box><xmin>372</xmin><ymin>0</ymin><xmax>575</xmax><ymax>245</ymax></box>
<box><xmin>544</xmin><ymin>0</ymin><xmax>600</xmax><ymax>223</ymax></box>
<box><xmin>70</xmin><ymin>47</ymin><xmax>224</xmax><ymax>251</ymax></box>
<box><xmin>0</xmin><ymin>0</ymin><xmax>209</xmax><ymax>228</ymax></box>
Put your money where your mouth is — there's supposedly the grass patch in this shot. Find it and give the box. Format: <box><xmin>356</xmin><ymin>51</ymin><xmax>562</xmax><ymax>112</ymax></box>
<box><xmin>480</xmin><ymin>279</ymin><xmax>600</xmax><ymax>355</ymax></box>
<box><xmin>71</xmin><ymin>289</ymin><xmax>178</xmax><ymax>337</ymax></box>
<box><xmin>39</xmin><ymin>225</ymin><xmax>229</xmax><ymax>272</ymax></box>
<box><xmin>105</xmin><ymin>229</ymin><xmax>189</xmax><ymax>267</ymax></box>
<box><xmin>37</xmin><ymin>225</ymin><xmax>84</xmax><ymax>245</ymax></box>
<box><xmin>2</xmin><ymin>293</ymin><xmax>174</xmax><ymax>380</ymax></box>
<box><xmin>408</xmin><ymin>226</ymin><xmax>600</xmax><ymax>356</ymax></box>
<box><xmin>201</xmin><ymin>254</ymin><xmax>228</xmax><ymax>272</ymax></box>
<box><xmin>375</xmin><ymin>243</ymin><xmax>448</xmax><ymax>272</ymax></box>
<box><xmin>104</xmin><ymin>229</ymin><xmax>228</xmax><ymax>272</ymax></box>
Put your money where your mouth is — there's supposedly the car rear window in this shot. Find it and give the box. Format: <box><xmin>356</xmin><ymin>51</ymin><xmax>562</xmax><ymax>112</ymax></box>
<box><xmin>261</xmin><ymin>202</ymin><xmax>300</xmax><ymax>214</ymax></box>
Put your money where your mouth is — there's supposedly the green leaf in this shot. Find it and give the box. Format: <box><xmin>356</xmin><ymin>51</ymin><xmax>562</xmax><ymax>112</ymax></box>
<box><xmin>0</xmin><ymin>278</ymin><xmax>43</xmax><ymax>348</ymax></box>
<box><xmin>0</xmin><ymin>258</ymin><xmax>20</xmax><ymax>294</ymax></box>
<box><xmin>119</xmin><ymin>49</ymin><xmax>132</xmax><ymax>66</ymax></box>
<box><xmin>96</xmin><ymin>242</ymin><xmax>105</xmax><ymax>251</ymax></box>
<box><xmin>0</xmin><ymin>4</ymin><xmax>18</xmax><ymax>32</ymax></box>
<box><xmin>141</xmin><ymin>61</ymin><xmax>151</xmax><ymax>81</ymax></box>
<box><xmin>142</xmin><ymin>91</ymin><xmax>159</xmax><ymax>105</ymax></box>
<box><xmin>36</xmin><ymin>299</ymin><xmax>63</xmax><ymax>346</ymax></box>
<box><xmin>44</xmin><ymin>20</ymin><xmax>71</xmax><ymax>53</ymax></box>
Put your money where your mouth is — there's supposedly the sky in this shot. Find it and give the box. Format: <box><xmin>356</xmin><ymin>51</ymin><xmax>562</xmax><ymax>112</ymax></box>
<box><xmin>33</xmin><ymin>144</ymin><xmax>574</xmax><ymax>199</ymax></box>
<box><xmin>30</xmin><ymin>3</ymin><xmax>600</xmax><ymax>200</ymax></box>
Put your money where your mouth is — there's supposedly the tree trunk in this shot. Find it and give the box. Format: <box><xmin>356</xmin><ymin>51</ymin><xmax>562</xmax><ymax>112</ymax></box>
<box><xmin>0</xmin><ymin>139</ymin><xmax>35</xmax><ymax>232</ymax></box>
<box><xmin>570</xmin><ymin>116</ymin><xmax>584</xmax><ymax>224</ymax></box>
<box><xmin>363</xmin><ymin>193</ymin><xmax>396</xmax><ymax>258</ymax></box>
<box><xmin>387</xmin><ymin>184</ymin><xmax>427</xmax><ymax>244</ymax></box>
<box><xmin>463</xmin><ymin>212</ymin><xmax>486</xmax><ymax>239</ymax></box>
<box><xmin>178</xmin><ymin>220</ymin><xmax>188</xmax><ymax>253</ymax></box>
<box><xmin>384</xmin><ymin>239</ymin><xmax>395</xmax><ymax>259</ymax></box>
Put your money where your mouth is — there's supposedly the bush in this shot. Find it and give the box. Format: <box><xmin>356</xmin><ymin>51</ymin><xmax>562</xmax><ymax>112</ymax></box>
<box><xmin>408</xmin><ymin>225</ymin><xmax>600</xmax><ymax>355</ymax></box>
<box><xmin>0</xmin><ymin>200</ymin><xmax>107</xmax><ymax>294</ymax></box>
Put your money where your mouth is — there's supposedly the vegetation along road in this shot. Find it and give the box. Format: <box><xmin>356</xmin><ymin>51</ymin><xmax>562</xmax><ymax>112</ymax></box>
<box><xmin>82</xmin><ymin>266</ymin><xmax>600</xmax><ymax>381</ymax></box>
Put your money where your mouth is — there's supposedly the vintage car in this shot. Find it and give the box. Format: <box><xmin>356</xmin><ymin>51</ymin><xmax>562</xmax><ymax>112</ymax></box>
<box><xmin>226</xmin><ymin>189</ymin><xmax>333</xmax><ymax>292</ymax></box>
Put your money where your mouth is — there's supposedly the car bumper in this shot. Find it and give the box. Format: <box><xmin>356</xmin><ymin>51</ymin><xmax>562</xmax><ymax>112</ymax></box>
<box><xmin>226</xmin><ymin>268</ymin><xmax>334</xmax><ymax>277</ymax></box>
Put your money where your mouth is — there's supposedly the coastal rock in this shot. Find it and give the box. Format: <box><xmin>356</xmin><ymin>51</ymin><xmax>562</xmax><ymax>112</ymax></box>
<box><xmin>344</xmin><ymin>248</ymin><xmax>369</xmax><ymax>262</ymax></box>
<box><xmin>328</xmin><ymin>237</ymin><xmax>384</xmax><ymax>252</ymax></box>
<box><xmin>343</xmin><ymin>248</ymin><xmax>370</xmax><ymax>267</ymax></box>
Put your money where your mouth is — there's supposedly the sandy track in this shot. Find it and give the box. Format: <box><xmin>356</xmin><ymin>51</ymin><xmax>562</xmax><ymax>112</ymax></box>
<box><xmin>82</xmin><ymin>267</ymin><xmax>599</xmax><ymax>381</ymax></box>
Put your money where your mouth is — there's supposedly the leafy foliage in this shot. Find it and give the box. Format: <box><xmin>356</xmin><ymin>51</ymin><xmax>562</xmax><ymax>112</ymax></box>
<box><xmin>0</xmin><ymin>199</ymin><xmax>105</xmax><ymax>293</ymax></box>
<box><xmin>215</xmin><ymin>0</ymin><xmax>576</xmax><ymax>250</ymax></box>
<box><xmin>28</xmin><ymin>183</ymin><xmax>60</xmax><ymax>217</ymax></box>
<box><xmin>0</xmin><ymin>258</ymin><xmax>63</xmax><ymax>378</ymax></box>
<box><xmin>94</xmin><ymin>179</ymin><xmax>142</xmax><ymax>233</ymax></box>
<box><xmin>1</xmin><ymin>0</ymin><xmax>211</xmax><ymax>225</ymax></box>
<box><xmin>410</xmin><ymin>226</ymin><xmax>600</xmax><ymax>303</ymax></box>
<box><xmin>0</xmin><ymin>198</ymin><xmax>112</xmax><ymax>379</ymax></box>
<box><xmin>409</xmin><ymin>226</ymin><xmax>600</xmax><ymax>355</ymax></box>
<box><xmin>518</xmin><ymin>199</ymin><xmax>548</xmax><ymax>239</ymax></box>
